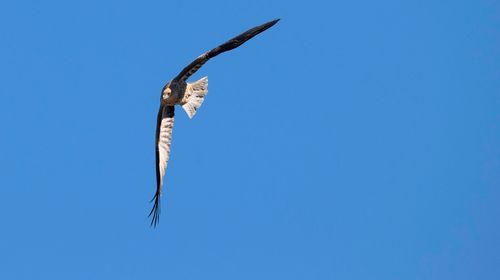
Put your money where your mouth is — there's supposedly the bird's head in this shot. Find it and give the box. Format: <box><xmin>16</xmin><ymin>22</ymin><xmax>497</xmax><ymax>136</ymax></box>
<box><xmin>162</xmin><ymin>87</ymin><xmax>172</xmax><ymax>99</ymax></box>
<box><xmin>162</xmin><ymin>82</ymin><xmax>172</xmax><ymax>101</ymax></box>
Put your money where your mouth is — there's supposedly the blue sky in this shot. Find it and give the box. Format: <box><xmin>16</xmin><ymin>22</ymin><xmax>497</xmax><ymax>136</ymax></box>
<box><xmin>0</xmin><ymin>0</ymin><xmax>499</xmax><ymax>279</ymax></box>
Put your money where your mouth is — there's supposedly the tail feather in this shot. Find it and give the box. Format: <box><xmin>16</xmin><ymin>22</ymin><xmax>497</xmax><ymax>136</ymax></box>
<box><xmin>182</xmin><ymin>76</ymin><xmax>208</xmax><ymax>119</ymax></box>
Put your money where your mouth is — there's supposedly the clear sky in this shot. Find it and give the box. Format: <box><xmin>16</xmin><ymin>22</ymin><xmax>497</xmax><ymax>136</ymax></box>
<box><xmin>0</xmin><ymin>0</ymin><xmax>499</xmax><ymax>279</ymax></box>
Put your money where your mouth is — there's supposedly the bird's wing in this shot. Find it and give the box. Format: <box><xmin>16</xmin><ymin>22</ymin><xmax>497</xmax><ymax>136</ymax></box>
<box><xmin>149</xmin><ymin>105</ymin><xmax>175</xmax><ymax>227</ymax></box>
<box><xmin>173</xmin><ymin>19</ymin><xmax>280</xmax><ymax>83</ymax></box>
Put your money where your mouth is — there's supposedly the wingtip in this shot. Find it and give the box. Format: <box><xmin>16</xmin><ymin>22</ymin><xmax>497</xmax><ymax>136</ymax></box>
<box><xmin>254</xmin><ymin>18</ymin><xmax>280</xmax><ymax>35</ymax></box>
<box><xmin>148</xmin><ymin>192</ymin><xmax>161</xmax><ymax>228</ymax></box>
<box><xmin>267</xmin><ymin>18</ymin><xmax>280</xmax><ymax>27</ymax></box>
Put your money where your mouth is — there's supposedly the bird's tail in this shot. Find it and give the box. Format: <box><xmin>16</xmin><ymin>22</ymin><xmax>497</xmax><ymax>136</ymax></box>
<box><xmin>182</xmin><ymin>76</ymin><xmax>208</xmax><ymax>119</ymax></box>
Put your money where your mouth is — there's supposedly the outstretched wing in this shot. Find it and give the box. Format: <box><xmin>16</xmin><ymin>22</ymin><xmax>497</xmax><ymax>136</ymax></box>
<box><xmin>149</xmin><ymin>105</ymin><xmax>175</xmax><ymax>227</ymax></box>
<box><xmin>173</xmin><ymin>19</ymin><xmax>280</xmax><ymax>83</ymax></box>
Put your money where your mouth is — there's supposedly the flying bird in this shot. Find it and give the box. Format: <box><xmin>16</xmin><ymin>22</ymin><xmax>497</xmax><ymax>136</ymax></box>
<box><xmin>149</xmin><ymin>19</ymin><xmax>280</xmax><ymax>226</ymax></box>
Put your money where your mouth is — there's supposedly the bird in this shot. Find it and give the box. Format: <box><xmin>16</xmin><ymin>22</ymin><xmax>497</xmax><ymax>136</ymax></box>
<box><xmin>149</xmin><ymin>19</ymin><xmax>280</xmax><ymax>227</ymax></box>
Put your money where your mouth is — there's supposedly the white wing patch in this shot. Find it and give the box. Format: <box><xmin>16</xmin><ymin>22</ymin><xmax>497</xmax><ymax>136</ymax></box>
<box><xmin>182</xmin><ymin>76</ymin><xmax>208</xmax><ymax>119</ymax></box>
<box><xmin>157</xmin><ymin>107</ymin><xmax>175</xmax><ymax>191</ymax></box>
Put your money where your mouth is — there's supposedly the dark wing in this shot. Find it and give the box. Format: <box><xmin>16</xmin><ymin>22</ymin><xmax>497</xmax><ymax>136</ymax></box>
<box><xmin>173</xmin><ymin>19</ymin><xmax>280</xmax><ymax>83</ymax></box>
<box><xmin>149</xmin><ymin>105</ymin><xmax>175</xmax><ymax>227</ymax></box>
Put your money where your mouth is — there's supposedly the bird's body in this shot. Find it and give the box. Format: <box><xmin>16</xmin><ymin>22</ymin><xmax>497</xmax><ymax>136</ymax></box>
<box><xmin>149</xmin><ymin>19</ymin><xmax>279</xmax><ymax>226</ymax></box>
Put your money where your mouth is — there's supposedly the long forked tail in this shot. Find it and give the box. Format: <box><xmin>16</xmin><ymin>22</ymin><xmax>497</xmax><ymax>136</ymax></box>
<box><xmin>182</xmin><ymin>76</ymin><xmax>208</xmax><ymax>119</ymax></box>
